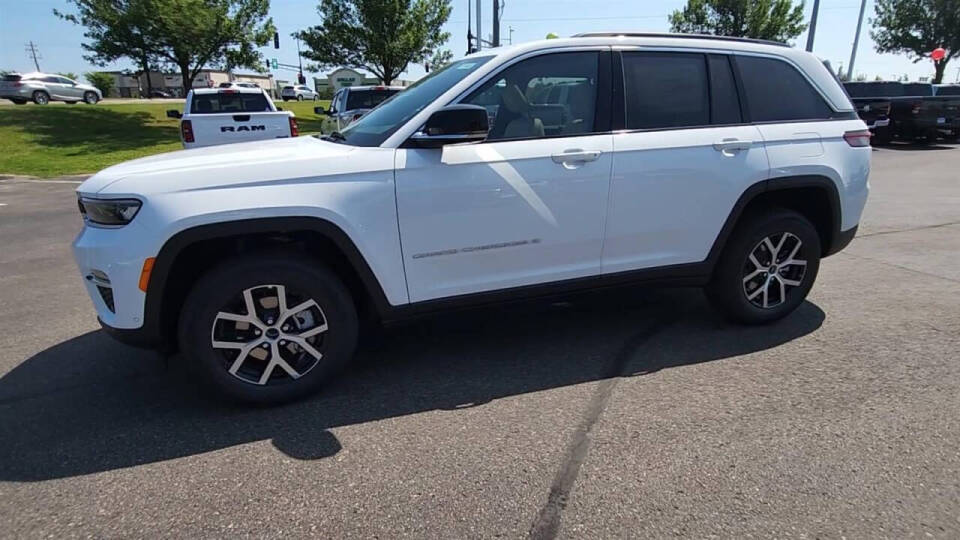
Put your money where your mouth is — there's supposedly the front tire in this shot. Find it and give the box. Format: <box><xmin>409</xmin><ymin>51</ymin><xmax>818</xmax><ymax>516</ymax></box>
<box><xmin>32</xmin><ymin>91</ymin><xmax>49</xmax><ymax>105</ymax></box>
<box><xmin>83</xmin><ymin>91</ymin><xmax>99</xmax><ymax>105</ymax></box>
<box><xmin>178</xmin><ymin>253</ymin><xmax>359</xmax><ymax>404</ymax></box>
<box><xmin>706</xmin><ymin>209</ymin><xmax>821</xmax><ymax>324</ymax></box>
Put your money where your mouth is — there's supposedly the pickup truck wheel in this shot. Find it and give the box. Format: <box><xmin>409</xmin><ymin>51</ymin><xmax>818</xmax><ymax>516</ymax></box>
<box><xmin>178</xmin><ymin>254</ymin><xmax>359</xmax><ymax>404</ymax></box>
<box><xmin>32</xmin><ymin>91</ymin><xmax>49</xmax><ymax>105</ymax></box>
<box><xmin>83</xmin><ymin>91</ymin><xmax>99</xmax><ymax>104</ymax></box>
<box><xmin>297</xmin><ymin>95</ymin><xmax>304</xmax><ymax>101</ymax></box>
<box><xmin>706</xmin><ymin>209</ymin><xmax>821</xmax><ymax>325</ymax></box>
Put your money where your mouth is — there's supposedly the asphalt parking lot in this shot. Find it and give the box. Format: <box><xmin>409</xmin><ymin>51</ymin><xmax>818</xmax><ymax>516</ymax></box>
<box><xmin>1</xmin><ymin>142</ymin><xmax>959</xmax><ymax>538</ymax></box>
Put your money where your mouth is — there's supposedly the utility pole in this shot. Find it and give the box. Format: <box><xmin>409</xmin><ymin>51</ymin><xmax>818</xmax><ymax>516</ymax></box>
<box><xmin>475</xmin><ymin>0</ymin><xmax>482</xmax><ymax>51</ymax></box>
<box><xmin>805</xmin><ymin>0</ymin><xmax>820</xmax><ymax>52</ymax></box>
<box><xmin>492</xmin><ymin>0</ymin><xmax>500</xmax><ymax>47</ymax></box>
<box><xmin>508</xmin><ymin>26</ymin><xmax>514</xmax><ymax>45</ymax></box>
<box><xmin>847</xmin><ymin>0</ymin><xmax>867</xmax><ymax>81</ymax></box>
<box><xmin>467</xmin><ymin>0</ymin><xmax>473</xmax><ymax>53</ymax></box>
<box><xmin>25</xmin><ymin>41</ymin><xmax>41</xmax><ymax>71</ymax></box>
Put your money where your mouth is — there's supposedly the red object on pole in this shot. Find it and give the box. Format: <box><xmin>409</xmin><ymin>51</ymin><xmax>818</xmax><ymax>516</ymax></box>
<box><xmin>932</xmin><ymin>48</ymin><xmax>946</xmax><ymax>61</ymax></box>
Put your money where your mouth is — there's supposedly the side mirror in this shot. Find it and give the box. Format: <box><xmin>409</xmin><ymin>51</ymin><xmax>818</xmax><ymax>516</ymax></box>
<box><xmin>407</xmin><ymin>105</ymin><xmax>489</xmax><ymax>148</ymax></box>
<box><xmin>166</xmin><ymin>110</ymin><xmax>182</xmax><ymax>119</ymax></box>
<box><xmin>314</xmin><ymin>106</ymin><xmax>326</xmax><ymax>115</ymax></box>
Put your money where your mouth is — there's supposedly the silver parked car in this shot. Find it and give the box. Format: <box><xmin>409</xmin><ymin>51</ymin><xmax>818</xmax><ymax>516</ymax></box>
<box><xmin>0</xmin><ymin>72</ymin><xmax>102</xmax><ymax>105</ymax></box>
<box><xmin>315</xmin><ymin>85</ymin><xmax>403</xmax><ymax>133</ymax></box>
<box><xmin>280</xmin><ymin>84</ymin><xmax>318</xmax><ymax>101</ymax></box>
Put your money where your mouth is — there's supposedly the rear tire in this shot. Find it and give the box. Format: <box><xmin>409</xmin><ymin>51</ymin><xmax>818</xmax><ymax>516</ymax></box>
<box><xmin>706</xmin><ymin>209</ymin><xmax>821</xmax><ymax>325</ymax></box>
<box><xmin>297</xmin><ymin>95</ymin><xmax>304</xmax><ymax>101</ymax></box>
<box><xmin>178</xmin><ymin>253</ymin><xmax>359</xmax><ymax>404</ymax></box>
<box><xmin>32</xmin><ymin>91</ymin><xmax>49</xmax><ymax>105</ymax></box>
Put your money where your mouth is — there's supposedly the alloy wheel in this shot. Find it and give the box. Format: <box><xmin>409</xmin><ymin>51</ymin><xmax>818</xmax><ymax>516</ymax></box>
<box><xmin>210</xmin><ymin>284</ymin><xmax>329</xmax><ymax>385</ymax></box>
<box><xmin>741</xmin><ymin>232</ymin><xmax>807</xmax><ymax>309</ymax></box>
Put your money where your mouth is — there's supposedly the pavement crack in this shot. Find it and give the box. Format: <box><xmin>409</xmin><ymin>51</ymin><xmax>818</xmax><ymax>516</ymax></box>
<box><xmin>527</xmin><ymin>317</ymin><xmax>674</xmax><ymax>540</ymax></box>
<box><xmin>856</xmin><ymin>220</ymin><xmax>960</xmax><ymax>239</ymax></box>
<box><xmin>839</xmin><ymin>251</ymin><xmax>960</xmax><ymax>284</ymax></box>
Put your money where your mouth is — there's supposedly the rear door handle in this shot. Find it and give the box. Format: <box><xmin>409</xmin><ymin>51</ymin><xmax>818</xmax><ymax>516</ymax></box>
<box><xmin>551</xmin><ymin>149</ymin><xmax>602</xmax><ymax>168</ymax></box>
<box><xmin>712</xmin><ymin>138</ymin><xmax>753</xmax><ymax>155</ymax></box>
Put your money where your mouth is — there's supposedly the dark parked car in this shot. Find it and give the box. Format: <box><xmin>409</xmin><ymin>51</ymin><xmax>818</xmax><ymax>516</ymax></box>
<box><xmin>149</xmin><ymin>89</ymin><xmax>173</xmax><ymax>98</ymax></box>
<box><xmin>845</xmin><ymin>81</ymin><xmax>960</xmax><ymax>143</ymax></box>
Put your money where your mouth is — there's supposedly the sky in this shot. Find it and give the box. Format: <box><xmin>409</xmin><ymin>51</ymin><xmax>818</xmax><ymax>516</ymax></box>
<box><xmin>1</xmin><ymin>0</ymin><xmax>957</xmax><ymax>85</ymax></box>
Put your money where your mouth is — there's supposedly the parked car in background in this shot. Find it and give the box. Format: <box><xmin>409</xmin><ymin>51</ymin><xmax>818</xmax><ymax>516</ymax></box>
<box><xmin>75</xmin><ymin>33</ymin><xmax>869</xmax><ymax>404</ymax></box>
<box><xmin>281</xmin><ymin>84</ymin><xmax>318</xmax><ymax>101</ymax></box>
<box><xmin>166</xmin><ymin>87</ymin><xmax>297</xmax><ymax>149</ymax></box>
<box><xmin>0</xmin><ymin>72</ymin><xmax>101</xmax><ymax>105</ymax></box>
<box><xmin>933</xmin><ymin>84</ymin><xmax>960</xmax><ymax>141</ymax></box>
<box><xmin>844</xmin><ymin>81</ymin><xmax>960</xmax><ymax>143</ymax></box>
<box><xmin>316</xmin><ymin>85</ymin><xmax>403</xmax><ymax>133</ymax></box>
<box><xmin>149</xmin><ymin>89</ymin><xmax>174</xmax><ymax>98</ymax></box>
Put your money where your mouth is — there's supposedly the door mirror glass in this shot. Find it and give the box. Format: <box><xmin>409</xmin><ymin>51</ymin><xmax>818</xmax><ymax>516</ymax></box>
<box><xmin>407</xmin><ymin>105</ymin><xmax>489</xmax><ymax>148</ymax></box>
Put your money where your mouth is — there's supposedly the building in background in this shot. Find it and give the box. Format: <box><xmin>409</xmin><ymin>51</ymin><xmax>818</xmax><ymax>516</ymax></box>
<box><xmin>104</xmin><ymin>70</ymin><xmax>274</xmax><ymax>98</ymax></box>
<box><xmin>313</xmin><ymin>67</ymin><xmax>414</xmax><ymax>96</ymax></box>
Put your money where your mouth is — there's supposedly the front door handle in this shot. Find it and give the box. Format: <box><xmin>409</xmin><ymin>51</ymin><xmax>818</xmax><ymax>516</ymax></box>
<box><xmin>712</xmin><ymin>138</ymin><xmax>753</xmax><ymax>156</ymax></box>
<box><xmin>551</xmin><ymin>149</ymin><xmax>602</xmax><ymax>168</ymax></box>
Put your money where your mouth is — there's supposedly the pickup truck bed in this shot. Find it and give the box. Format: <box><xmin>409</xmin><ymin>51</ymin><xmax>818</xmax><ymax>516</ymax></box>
<box><xmin>168</xmin><ymin>88</ymin><xmax>298</xmax><ymax>149</ymax></box>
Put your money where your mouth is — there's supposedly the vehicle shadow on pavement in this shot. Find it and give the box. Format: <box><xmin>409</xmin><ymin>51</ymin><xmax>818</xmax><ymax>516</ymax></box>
<box><xmin>0</xmin><ymin>287</ymin><xmax>824</xmax><ymax>481</ymax></box>
<box><xmin>874</xmin><ymin>141</ymin><xmax>957</xmax><ymax>151</ymax></box>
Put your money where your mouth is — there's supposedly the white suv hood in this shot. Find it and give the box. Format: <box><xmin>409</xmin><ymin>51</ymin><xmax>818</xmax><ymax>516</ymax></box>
<box><xmin>79</xmin><ymin>136</ymin><xmax>365</xmax><ymax>196</ymax></box>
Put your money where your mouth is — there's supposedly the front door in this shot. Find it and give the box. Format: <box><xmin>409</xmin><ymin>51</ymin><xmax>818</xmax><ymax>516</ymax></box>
<box><xmin>395</xmin><ymin>50</ymin><xmax>613</xmax><ymax>302</ymax></box>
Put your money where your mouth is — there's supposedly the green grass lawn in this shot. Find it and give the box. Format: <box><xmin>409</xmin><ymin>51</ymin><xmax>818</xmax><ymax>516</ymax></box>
<box><xmin>0</xmin><ymin>100</ymin><xmax>330</xmax><ymax>177</ymax></box>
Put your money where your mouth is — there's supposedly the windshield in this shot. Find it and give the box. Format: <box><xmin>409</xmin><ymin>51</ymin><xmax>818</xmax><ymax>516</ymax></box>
<box><xmin>335</xmin><ymin>56</ymin><xmax>494</xmax><ymax>147</ymax></box>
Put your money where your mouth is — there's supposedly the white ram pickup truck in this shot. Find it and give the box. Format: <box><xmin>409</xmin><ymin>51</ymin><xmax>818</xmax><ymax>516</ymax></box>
<box><xmin>166</xmin><ymin>87</ymin><xmax>298</xmax><ymax>149</ymax></box>
<box><xmin>75</xmin><ymin>33</ymin><xmax>869</xmax><ymax>404</ymax></box>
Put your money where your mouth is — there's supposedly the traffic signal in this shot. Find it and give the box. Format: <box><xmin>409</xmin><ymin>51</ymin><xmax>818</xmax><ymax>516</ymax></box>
<box><xmin>298</xmin><ymin>72</ymin><xmax>306</xmax><ymax>84</ymax></box>
<box><xmin>274</xmin><ymin>32</ymin><xmax>279</xmax><ymax>49</ymax></box>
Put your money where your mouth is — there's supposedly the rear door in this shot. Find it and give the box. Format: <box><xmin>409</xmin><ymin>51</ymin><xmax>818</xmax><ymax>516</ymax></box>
<box><xmin>603</xmin><ymin>51</ymin><xmax>768</xmax><ymax>273</ymax></box>
<box><xmin>188</xmin><ymin>91</ymin><xmax>291</xmax><ymax>146</ymax></box>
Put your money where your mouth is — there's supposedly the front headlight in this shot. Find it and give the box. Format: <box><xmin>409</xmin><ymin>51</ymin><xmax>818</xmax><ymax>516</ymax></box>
<box><xmin>78</xmin><ymin>196</ymin><xmax>142</xmax><ymax>226</ymax></box>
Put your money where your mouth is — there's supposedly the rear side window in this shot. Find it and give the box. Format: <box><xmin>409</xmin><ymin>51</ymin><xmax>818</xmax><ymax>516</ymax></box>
<box><xmin>622</xmin><ymin>52</ymin><xmax>709</xmax><ymax>129</ymax></box>
<box><xmin>708</xmin><ymin>55</ymin><xmax>742</xmax><ymax>125</ymax></box>
<box><xmin>737</xmin><ymin>56</ymin><xmax>832</xmax><ymax>122</ymax></box>
<box><xmin>190</xmin><ymin>92</ymin><xmax>272</xmax><ymax>113</ymax></box>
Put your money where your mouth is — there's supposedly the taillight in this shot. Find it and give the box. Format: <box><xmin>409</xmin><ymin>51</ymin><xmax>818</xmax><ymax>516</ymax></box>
<box><xmin>181</xmin><ymin>120</ymin><xmax>195</xmax><ymax>143</ymax></box>
<box><xmin>11</xmin><ymin>82</ymin><xmax>22</xmax><ymax>87</ymax></box>
<box><xmin>843</xmin><ymin>129</ymin><xmax>871</xmax><ymax>147</ymax></box>
<box><xmin>911</xmin><ymin>102</ymin><xmax>921</xmax><ymax>114</ymax></box>
<box><xmin>289</xmin><ymin>116</ymin><xmax>299</xmax><ymax>137</ymax></box>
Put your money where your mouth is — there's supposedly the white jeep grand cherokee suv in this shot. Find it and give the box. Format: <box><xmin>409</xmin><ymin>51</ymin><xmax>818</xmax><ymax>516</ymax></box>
<box><xmin>74</xmin><ymin>33</ymin><xmax>870</xmax><ymax>403</ymax></box>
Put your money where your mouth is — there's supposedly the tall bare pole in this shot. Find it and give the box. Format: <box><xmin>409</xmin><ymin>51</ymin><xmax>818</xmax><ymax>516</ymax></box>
<box><xmin>475</xmin><ymin>0</ymin><xmax>482</xmax><ymax>51</ymax></box>
<box><xmin>805</xmin><ymin>0</ymin><xmax>820</xmax><ymax>52</ymax></box>
<box><xmin>492</xmin><ymin>0</ymin><xmax>500</xmax><ymax>47</ymax></box>
<box><xmin>25</xmin><ymin>41</ymin><xmax>41</xmax><ymax>71</ymax></box>
<box><xmin>847</xmin><ymin>0</ymin><xmax>867</xmax><ymax>81</ymax></box>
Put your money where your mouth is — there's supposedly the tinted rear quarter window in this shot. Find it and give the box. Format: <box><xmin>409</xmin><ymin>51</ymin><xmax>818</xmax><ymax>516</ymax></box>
<box><xmin>623</xmin><ymin>52</ymin><xmax>709</xmax><ymax>129</ymax></box>
<box><xmin>737</xmin><ymin>56</ymin><xmax>832</xmax><ymax>122</ymax></box>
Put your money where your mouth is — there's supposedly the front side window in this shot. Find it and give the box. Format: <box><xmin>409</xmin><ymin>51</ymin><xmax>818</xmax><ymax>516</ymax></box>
<box><xmin>737</xmin><ymin>56</ymin><xmax>833</xmax><ymax>122</ymax></box>
<box><xmin>622</xmin><ymin>52</ymin><xmax>709</xmax><ymax>130</ymax></box>
<box><xmin>335</xmin><ymin>56</ymin><xmax>493</xmax><ymax>146</ymax></box>
<box><xmin>462</xmin><ymin>51</ymin><xmax>599</xmax><ymax>140</ymax></box>
<box><xmin>345</xmin><ymin>90</ymin><xmax>400</xmax><ymax>110</ymax></box>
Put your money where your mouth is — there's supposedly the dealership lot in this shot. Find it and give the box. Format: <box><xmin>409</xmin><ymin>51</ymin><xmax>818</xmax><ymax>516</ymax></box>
<box><xmin>1</xmin><ymin>143</ymin><xmax>959</xmax><ymax>537</ymax></box>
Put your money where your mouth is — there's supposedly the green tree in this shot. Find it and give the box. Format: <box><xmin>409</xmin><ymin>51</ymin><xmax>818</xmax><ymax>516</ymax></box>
<box><xmin>149</xmin><ymin>0</ymin><xmax>276</xmax><ymax>92</ymax></box>
<box><xmin>55</xmin><ymin>0</ymin><xmax>159</xmax><ymax>97</ymax></box>
<box><xmin>85</xmin><ymin>71</ymin><xmax>115</xmax><ymax>96</ymax></box>
<box><xmin>297</xmin><ymin>0</ymin><xmax>452</xmax><ymax>85</ymax></box>
<box><xmin>871</xmin><ymin>0</ymin><xmax>960</xmax><ymax>84</ymax></box>
<box><xmin>426</xmin><ymin>49</ymin><xmax>452</xmax><ymax>72</ymax></box>
<box><xmin>669</xmin><ymin>0</ymin><xmax>807</xmax><ymax>43</ymax></box>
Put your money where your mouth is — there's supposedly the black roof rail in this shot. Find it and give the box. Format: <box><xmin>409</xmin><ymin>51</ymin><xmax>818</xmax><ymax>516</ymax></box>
<box><xmin>572</xmin><ymin>32</ymin><xmax>789</xmax><ymax>48</ymax></box>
